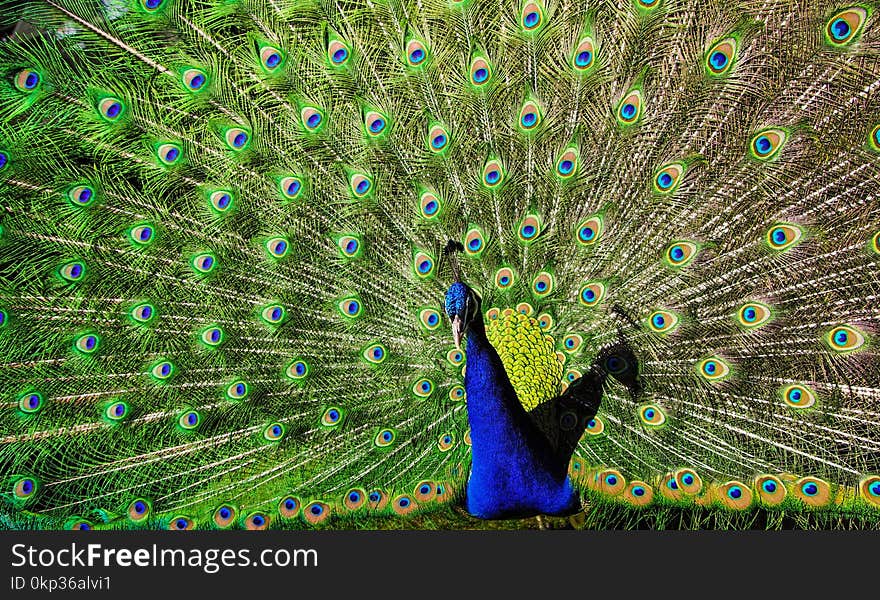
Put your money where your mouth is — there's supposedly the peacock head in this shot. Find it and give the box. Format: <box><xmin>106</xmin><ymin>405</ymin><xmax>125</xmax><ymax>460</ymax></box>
<box><xmin>445</xmin><ymin>282</ymin><xmax>481</xmax><ymax>350</ymax></box>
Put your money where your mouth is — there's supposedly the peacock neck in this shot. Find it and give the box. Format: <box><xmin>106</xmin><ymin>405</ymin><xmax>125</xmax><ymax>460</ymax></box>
<box><xmin>463</xmin><ymin>313</ymin><xmax>578</xmax><ymax>519</ymax></box>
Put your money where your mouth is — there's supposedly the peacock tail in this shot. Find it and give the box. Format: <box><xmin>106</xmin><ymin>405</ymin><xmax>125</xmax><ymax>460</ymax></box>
<box><xmin>0</xmin><ymin>0</ymin><xmax>879</xmax><ymax>530</ymax></box>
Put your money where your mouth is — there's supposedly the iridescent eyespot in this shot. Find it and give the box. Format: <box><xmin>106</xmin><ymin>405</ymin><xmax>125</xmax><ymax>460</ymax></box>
<box><xmin>576</xmin><ymin>216</ymin><xmax>602</xmax><ymax>245</ymax></box>
<box><xmin>464</xmin><ymin>226</ymin><xmax>486</xmax><ymax>256</ymax></box>
<box><xmin>482</xmin><ymin>158</ymin><xmax>505</xmax><ymax>188</ymax></box>
<box><xmin>624</xmin><ymin>481</ymin><xmax>653</xmax><ymax>506</ymax></box>
<box><xmin>412</xmin><ymin>378</ymin><xmax>434</xmax><ymax>398</ymax></box>
<box><xmin>555</xmin><ymin>147</ymin><xmax>579</xmax><ymax>179</ymax></box>
<box><xmin>279</xmin><ymin>176</ymin><xmax>304</xmax><ymax>201</ymax></box>
<box><xmin>520</xmin><ymin>1</ymin><xmax>544</xmax><ymax>31</ymax></box>
<box><xmin>518</xmin><ymin>100</ymin><xmax>542</xmax><ymax>132</ymax></box>
<box><xmin>364</xmin><ymin>111</ymin><xmax>388</xmax><ymax>137</ymax></box>
<box><xmin>414</xmin><ymin>482</ymin><xmax>437</xmax><ymax>503</ymax></box>
<box><xmin>128</xmin><ymin>499</ymin><xmax>151</xmax><ymax>521</ymax></box>
<box><xmin>648</xmin><ymin>309</ymin><xmax>679</xmax><ymax>334</ymax></box>
<box><xmin>562</xmin><ymin>334</ymin><xmax>583</xmax><ymax>353</ymax></box>
<box><xmin>261</xmin><ymin>304</ymin><xmax>286</xmax><ymax>325</ymax></box>
<box><xmin>464</xmin><ymin>429</ymin><xmax>472</xmax><ymax>446</ymax></box>
<box><xmin>304</xmin><ymin>501</ymin><xmax>330</xmax><ymax>525</ymax></box>
<box><xmin>59</xmin><ymin>261</ymin><xmax>86</xmax><ymax>283</ymax></box>
<box><xmin>870</xmin><ymin>125</ymin><xmax>880</xmax><ymax>153</ymax></box>
<box><xmin>328</xmin><ymin>39</ymin><xmax>351</xmax><ymax>66</ymax></box>
<box><xmin>150</xmin><ymin>360</ymin><xmax>175</xmax><ymax>381</ymax></box>
<box><xmin>825</xmin><ymin>8</ymin><xmax>867</xmax><ymax>46</ymax></box>
<box><xmin>156</xmin><ymin>143</ymin><xmax>181</xmax><ymax>165</ymax></box>
<box><xmin>338</xmin><ymin>235</ymin><xmax>361</xmax><ymax>258</ymax></box>
<box><xmin>706</xmin><ymin>38</ymin><xmax>736</xmax><ymax>76</ymax></box>
<box><xmin>617</xmin><ymin>89</ymin><xmax>643</xmax><ymax>125</ymax></box>
<box><xmin>494</xmin><ymin>267</ymin><xmax>515</xmax><ymax>289</ymax></box>
<box><xmin>564</xmin><ymin>369</ymin><xmax>581</xmax><ymax>384</ymax></box>
<box><xmin>98</xmin><ymin>97</ymin><xmax>124</xmax><ymax>121</ymax></box>
<box><xmin>448</xmin><ymin>385</ymin><xmax>465</xmax><ymax>401</ymax></box>
<box><xmin>737</xmin><ymin>301</ymin><xmax>772</xmax><ymax>328</ymax></box>
<box><xmin>300</xmin><ymin>106</ymin><xmax>325</xmax><ymax>132</ymax></box>
<box><xmin>278</xmin><ymin>497</ymin><xmax>300</xmax><ymax>518</ymax></box>
<box><xmin>18</xmin><ymin>391</ymin><xmax>43</xmax><ymax>414</ymax></box>
<box><xmin>427</xmin><ymin>124</ymin><xmax>448</xmax><ymax>153</ymax></box>
<box><xmin>14</xmin><ymin>68</ymin><xmax>41</xmax><ymax>92</ymax></box>
<box><xmin>413</xmin><ymin>251</ymin><xmax>435</xmax><ymax>278</ymax></box>
<box><xmin>338</xmin><ymin>297</ymin><xmax>363</xmax><ymax>320</ymax></box>
<box><xmin>664</xmin><ymin>241</ymin><xmax>698</xmax><ymax>267</ymax></box>
<box><xmin>105</xmin><ymin>401</ymin><xmax>129</xmax><ymax>421</ymax></box>
<box><xmin>406</xmin><ymin>39</ymin><xmax>429</xmax><ymax>68</ymax></box>
<box><xmin>532</xmin><ymin>272</ymin><xmax>554</xmax><ymax>297</ymax></box>
<box><xmin>178</xmin><ymin>410</ymin><xmax>201</xmax><ymax>430</ymax></box>
<box><xmin>169</xmin><ymin>517</ymin><xmax>194</xmax><ymax>531</ymax></box>
<box><xmin>225</xmin><ymin>380</ymin><xmax>248</xmax><ymax>400</ymax></box>
<box><xmin>321</xmin><ymin>406</ymin><xmax>343</xmax><ymax>427</ymax></box>
<box><xmin>349</xmin><ymin>172</ymin><xmax>373</xmax><ymax>198</ymax></box>
<box><xmin>191</xmin><ymin>252</ymin><xmax>217</xmax><ymax>274</ymax></box>
<box><xmin>363</xmin><ymin>343</ymin><xmax>387</xmax><ymax>364</ymax></box>
<box><xmin>578</xmin><ymin>282</ymin><xmax>605</xmax><ymax>306</ymax></box>
<box><xmin>419</xmin><ymin>190</ymin><xmax>442</xmax><ymax>220</ymax></box>
<box><xmin>366</xmin><ymin>490</ymin><xmax>388</xmax><ymax>511</ymax></box>
<box><xmin>447</xmin><ymin>349</ymin><xmax>464</xmax><ymax>366</ymax></box>
<box><xmin>755</xmin><ymin>475</ymin><xmax>787</xmax><ymax>505</ymax></box>
<box><xmin>438</xmin><ymin>433</ymin><xmax>455</xmax><ymax>451</ymax></box>
<box><xmin>781</xmin><ymin>383</ymin><xmax>817</xmax><ymax>409</ymax></box>
<box><xmin>517</xmin><ymin>215</ymin><xmax>542</xmax><ymax>244</ymax></box>
<box><xmin>182</xmin><ymin>68</ymin><xmax>207</xmax><ymax>91</ymax></box>
<box><xmin>244</xmin><ymin>512</ymin><xmax>269</xmax><ymax>530</ymax></box>
<box><xmin>470</xmin><ymin>55</ymin><xmax>492</xmax><ymax>86</ymax></box>
<box><xmin>141</xmin><ymin>0</ymin><xmax>166</xmax><ymax>11</ymax></box>
<box><xmin>68</xmin><ymin>185</ymin><xmax>95</xmax><ymax>207</ymax></box>
<box><xmin>74</xmin><ymin>332</ymin><xmax>100</xmax><ymax>355</ymax></box>
<box><xmin>537</xmin><ymin>313</ymin><xmax>553</xmax><ymax>330</ymax></box>
<box><xmin>766</xmin><ymin>223</ymin><xmax>802</xmax><ymax>251</ymax></box>
<box><xmin>200</xmin><ymin>326</ymin><xmax>224</xmax><ymax>347</ymax></box>
<box><xmin>392</xmin><ymin>495</ymin><xmax>417</xmax><ymax>516</ymax></box>
<box><xmin>860</xmin><ymin>476</ymin><xmax>880</xmax><ymax>507</ymax></box>
<box><xmin>264</xmin><ymin>422</ymin><xmax>285</xmax><ymax>441</ymax></box>
<box><xmin>515</xmin><ymin>302</ymin><xmax>534</xmax><ymax>316</ymax></box>
<box><xmin>0</xmin><ymin>150</ymin><xmax>8</xmax><ymax>170</ymax></box>
<box><xmin>750</xmin><ymin>129</ymin><xmax>786</xmax><ymax>160</ymax></box>
<box><xmin>653</xmin><ymin>163</ymin><xmax>684</xmax><ymax>193</ymax></box>
<box><xmin>67</xmin><ymin>519</ymin><xmax>92</xmax><ymax>531</ymax></box>
<box><xmin>675</xmin><ymin>469</ymin><xmax>702</xmax><ymax>494</ymax></box>
<box><xmin>636</xmin><ymin>0</ymin><xmax>661</xmax><ymax>9</ymax></box>
<box><xmin>130</xmin><ymin>302</ymin><xmax>156</xmax><ymax>324</ymax></box>
<box><xmin>344</xmin><ymin>489</ymin><xmax>366</xmax><ymax>511</ymax></box>
<box><xmin>597</xmin><ymin>469</ymin><xmax>626</xmax><ymax>496</ymax></box>
<box><xmin>719</xmin><ymin>481</ymin><xmax>753</xmax><ymax>510</ymax></box>
<box><xmin>374</xmin><ymin>428</ymin><xmax>396</xmax><ymax>447</ymax></box>
<box><xmin>265</xmin><ymin>237</ymin><xmax>289</xmax><ymax>259</ymax></box>
<box><xmin>697</xmin><ymin>357</ymin><xmax>731</xmax><ymax>381</ymax></box>
<box><xmin>224</xmin><ymin>127</ymin><xmax>250</xmax><ymax>150</ymax></box>
<box><xmin>286</xmin><ymin>359</ymin><xmax>310</xmax><ymax>380</ymax></box>
<box><xmin>639</xmin><ymin>404</ymin><xmax>666</xmax><ymax>427</ymax></box>
<box><xmin>572</xmin><ymin>37</ymin><xmax>595</xmax><ymax>72</ymax></box>
<box><xmin>824</xmin><ymin>324</ymin><xmax>866</xmax><ymax>353</ymax></box>
<box><xmin>793</xmin><ymin>476</ymin><xmax>831</xmax><ymax>507</ymax></box>
<box><xmin>418</xmin><ymin>308</ymin><xmax>441</xmax><ymax>331</ymax></box>
<box><xmin>209</xmin><ymin>190</ymin><xmax>234</xmax><ymax>213</ymax></box>
<box><xmin>214</xmin><ymin>505</ymin><xmax>236</xmax><ymax>528</ymax></box>
<box><xmin>13</xmin><ymin>476</ymin><xmax>38</xmax><ymax>500</ymax></box>
<box><xmin>129</xmin><ymin>224</ymin><xmax>155</xmax><ymax>246</ymax></box>
<box><xmin>585</xmin><ymin>415</ymin><xmax>605</xmax><ymax>436</ymax></box>
<box><xmin>260</xmin><ymin>45</ymin><xmax>284</xmax><ymax>71</ymax></box>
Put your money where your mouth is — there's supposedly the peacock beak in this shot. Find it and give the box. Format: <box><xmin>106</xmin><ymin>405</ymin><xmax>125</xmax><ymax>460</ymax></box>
<box><xmin>451</xmin><ymin>315</ymin><xmax>464</xmax><ymax>350</ymax></box>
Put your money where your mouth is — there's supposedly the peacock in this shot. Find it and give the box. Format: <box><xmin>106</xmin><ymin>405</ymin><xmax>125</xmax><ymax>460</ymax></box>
<box><xmin>0</xmin><ymin>0</ymin><xmax>878</xmax><ymax>531</ymax></box>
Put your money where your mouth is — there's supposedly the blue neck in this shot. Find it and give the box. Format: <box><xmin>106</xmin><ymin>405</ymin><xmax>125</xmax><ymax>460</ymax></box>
<box><xmin>463</xmin><ymin>316</ymin><xmax>578</xmax><ymax>519</ymax></box>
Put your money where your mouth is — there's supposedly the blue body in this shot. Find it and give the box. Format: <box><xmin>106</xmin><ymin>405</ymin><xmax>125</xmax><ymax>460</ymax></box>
<box><xmin>462</xmin><ymin>314</ymin><xmax>579</xmax><ymax>519</ymax></box>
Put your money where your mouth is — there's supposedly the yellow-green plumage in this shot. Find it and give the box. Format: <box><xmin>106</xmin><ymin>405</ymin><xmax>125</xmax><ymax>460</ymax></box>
<box><xmin>0</xmin><ymin>0</ymin><xmax>878</xmax><ymax>530</ymax></box>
